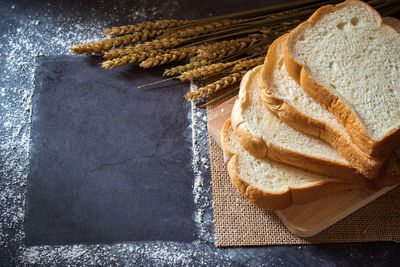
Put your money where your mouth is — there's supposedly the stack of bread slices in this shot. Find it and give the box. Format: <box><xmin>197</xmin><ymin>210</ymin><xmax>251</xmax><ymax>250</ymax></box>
<box><xmin>221</xmin><ymin>0</ymin><xmax>400</xmax><ymax>210</ymax></box>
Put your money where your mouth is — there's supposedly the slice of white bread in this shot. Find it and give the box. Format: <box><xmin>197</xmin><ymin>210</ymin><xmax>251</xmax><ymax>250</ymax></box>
<box><xmin>260</xmin><ymin>33</ymin><xmax>385</xmax><ymax>179</ymax></box>
<box><xmin>231</xmin><ymin>65</ymin><xmax>365</xmax><ymax>181</ymax></box>
<box><xmin>221</xmin><ymin>118</ymin><xmax>368</xmax><ymax>210</ymax></box>
<box><xmin>285</xmin><ymin>0</ymin><xmax>400</xmax><ymax>158</ymax></box>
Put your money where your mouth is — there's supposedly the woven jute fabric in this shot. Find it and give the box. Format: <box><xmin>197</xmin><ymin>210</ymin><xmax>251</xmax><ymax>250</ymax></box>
<box><xmin>209</xmin><ymin>137</ymin><xmax>400</xmax><ymax>246</ymax></box>
<box><xmin>205</xmin><ymin>93</ymin><xmax>400</xmax><ymax>247</ymax></box>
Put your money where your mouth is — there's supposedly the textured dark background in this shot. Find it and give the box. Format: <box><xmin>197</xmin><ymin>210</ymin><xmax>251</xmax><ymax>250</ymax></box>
<box><xmin>1</xmin><ymin>0</ymin><xmax>400</xmax><ymax>265</ymax></box>
<box><xmin>25</xmin><ymin>56</ymin><xmax>196</xmax><ymax>245</ymax></box>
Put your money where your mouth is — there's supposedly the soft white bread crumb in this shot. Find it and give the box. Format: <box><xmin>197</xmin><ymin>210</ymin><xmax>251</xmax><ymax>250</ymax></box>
<box><xmin>286</xmin><ymin>0</ymin><xmax>400</xmax><ymax>155</ymax></box>
<box><xmin>231</xmin><ymin>66</ymin><xmax>369</xmax><ymax>180</ymax></box>
<box><xmin>261</xmin><ymin>33</ymin><xmax>385</xmax><ymax>179</ymax></box>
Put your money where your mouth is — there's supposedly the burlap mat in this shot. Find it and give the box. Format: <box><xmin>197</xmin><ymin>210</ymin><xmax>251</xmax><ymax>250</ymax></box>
<box><xmin>209</xmin><ymin>137</ymin><xmax>400</xmax><ymax>246</ymax></box>
<box><xmin>205</xmin><ymin>92</ymin><xmax>400</xmax><ymax>246</ymax></box>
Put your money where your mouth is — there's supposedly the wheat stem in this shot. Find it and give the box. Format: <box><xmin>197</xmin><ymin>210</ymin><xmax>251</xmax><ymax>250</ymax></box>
<box><xmin>172</xmin><ymin>0</ymin><xmax>324</xmax><ymax>30</ymax></box>
<box><xmin>137</xmin><ymin>77</ymin><xmax>177</xmax><ymax>88</ymax></box>
<box><xmin>200</xmin><ymin>87</ymin><xmax>239</xmax><ymax>108</ymax></box>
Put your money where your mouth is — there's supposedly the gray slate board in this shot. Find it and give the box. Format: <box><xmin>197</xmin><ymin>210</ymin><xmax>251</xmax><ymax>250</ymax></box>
<box><xmin>25</xmin><ymin>56</ymin><xmax>195</xmax><ymax>245</ymax></box>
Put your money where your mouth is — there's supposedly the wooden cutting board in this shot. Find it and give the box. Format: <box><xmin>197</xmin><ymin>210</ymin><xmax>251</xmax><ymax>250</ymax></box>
<box><xmin>207</xmin><ymin>17</ymin><xmax>400</xmax><ymax>237</ymax></box>
<box><xmin>208</xmin><ymin>99</ymin><xmax>397</xmax><ymax>237</ymax></box>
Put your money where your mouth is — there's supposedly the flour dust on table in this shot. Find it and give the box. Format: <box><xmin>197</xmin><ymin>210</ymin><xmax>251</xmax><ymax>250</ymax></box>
<box><xmin>0</xmin><ymin>1</ymin><xmax>216</xmax><ymax>265</ymax></box>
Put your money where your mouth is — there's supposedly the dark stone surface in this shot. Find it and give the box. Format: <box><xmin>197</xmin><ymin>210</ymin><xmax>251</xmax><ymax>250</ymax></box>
<box><xmin>25</xmin><ymin>56</ymin><xmax>195</xmax><ymax>245</ymax></box>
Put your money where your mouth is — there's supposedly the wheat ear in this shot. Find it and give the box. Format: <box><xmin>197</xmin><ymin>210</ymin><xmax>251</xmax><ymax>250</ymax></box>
<box><xmin>101</xmin><ymin>50</ymin><xmax>163</xmax><ymax>69</ymax></box>
<box><xmin>103</xmin><ymin>46</ymin><xmax>137</xmax><ymax>59</ymax></box>
<box><xmin>139</xmin><ymin>47</ymin><xmax>201</xmax><ymax>68</ymax></box>
<box><xmin>128</xmin><ymin>37</ymin><xmax>191</xmax><ymax>53</ymax></box>
<box><xmin>232</xmin><ymin>56</ymin><xmax>265</xmax><ymax>72</ymax></box>
<box><xmin>184</xmin><ymin>71</ymin><xmax>246</xmax><ymax>100</ymax></box>
<box><xmin>71</xmin><ymin>30</ymin><xmax>163</xmax><ymax>55</ymax></box>
<box><xmin>179</xmin><ymin>61</ymin><xmax>236</xmax><ymax>80</ymax></box>
<box><xmin>194</xmin><ymin>33</ymin><xmax>267</xmax><ymax>61</ymax></box>
<box><xmin>159</xmin><ymin>19</ymin><xmax>240</xmax><ymax>39</ymax></box>
<box><xmin>163</xmin><ymin>61</ymin><xmax>209</xmax><ymax>76</ymax></box>
<box><xmin>104</xmin><ymin>20</ymin><xmax>190</xmax><ymax>35</ymax></box>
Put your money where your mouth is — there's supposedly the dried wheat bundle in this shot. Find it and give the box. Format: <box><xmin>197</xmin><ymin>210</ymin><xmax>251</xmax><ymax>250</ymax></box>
<box><xmin>71</xmin><ymin>0</ymin><xmax>396</xmax><ymax>105</ymax></box>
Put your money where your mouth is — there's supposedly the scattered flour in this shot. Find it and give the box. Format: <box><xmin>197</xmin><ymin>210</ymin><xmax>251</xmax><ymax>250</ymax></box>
<box><xmin>0</xmin><ymin>2</ymin><xmax>219</xmax><ymax>265</ymax></box>
<box><xmin>189</xmin><ymin>83</ymin><xmax>213</xmax><ymax>243</ymax></box>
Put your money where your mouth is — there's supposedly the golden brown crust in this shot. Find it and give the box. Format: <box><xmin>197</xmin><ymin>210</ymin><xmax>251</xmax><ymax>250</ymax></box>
<box><xmin>284</xmin><ymin>0</ymin><xmax>400</xmax><ymax>159</ymax></box>
<box><xmin>230</xmin><ymin>67</ymin><xmax>268</xmax><ymax>159</ymax></box>
<box><xmin>227</xmin><ymin>156</ymin><xmax>291</xmax><ymax>210</ymax></box>
<box><xmin>222</xmin><ymin>119</ymin><xmax>365</xmax><ymax>210</ymax></box>
<box><xmin>261</xmin><ymin>33</ymin><xmax>387</xmax><ymax>179</ymax></box>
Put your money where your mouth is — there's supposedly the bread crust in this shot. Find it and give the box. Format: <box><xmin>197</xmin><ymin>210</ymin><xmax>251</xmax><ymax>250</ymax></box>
<box><xmin>260</xmin><ymin>33</ymin><xmax>387</xmax><ymax>179</ymax></box>
<box><xmin>231</xmin><ymin>66</ymin><xmax>367</xmax><ymax>182</ymax></box>
<box><xmin>284</xmin><ymin>0</ymin><xmax>400</xmax><ymax>159</ymax></box>
<box><xmin>222</xmin><ymin>119</ymin><xmax>366</xmax><ymax>210</ymax></box>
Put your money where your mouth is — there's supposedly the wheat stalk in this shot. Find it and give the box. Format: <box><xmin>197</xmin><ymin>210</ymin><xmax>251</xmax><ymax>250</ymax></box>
<box><xmin>194</xmin><ymin>33</ymin><xmax>268</xmax><ymax>61</ymax></box>
<box><xmin>71</xmin><ymin>29</ymin><xmax>164</xmax><ymax>55</ymax></box>
<box><xmin>101</xmin><ymin>50</ymin><xmax>163</xmax><ymax>69</ymax></box>
<box><xmin>245</xmin><ymin>45</ymin><xmax>269</xmax><ymax>56</ymax></box>
<box><xmin>163</xmin><ymin>61</ymin><xmax>209</xmax><ymax>76</ymax></box>
<box><xmin>103</xmin><ymin>46</ymin><xmax>138</xmax><ymax>59</ymax></box>
<box><xmin>139</xmin><ymin>47</ymin><xmax>200</xmax><ymax>68</ymax></box>
<box><xmin>232</xmin><ymin>56</ymin><xmax>265</xmax><ymax>72</ymax></box>
<box><xmin>200</xmin><ymin>87</ymin><xmax>239</xmax><ymax>107</ymax></box>
<box><xmin>159</xmin><ymin>19</ymin><xmax>241</xmax><ymax>39</ymax></box>
<box><xmin>179</xmin><ymin>61</ymin><xmax>237</xmax><ymax>80</ymax></box>
<box><xmin>184</xmin><ymin>71</ymin><xmax>246</xmax><ymax>100</ymax></box>
<box><xmin>129</xmin><ymin>36</ymin><xmax>191</xmax><ymax>53</ymax></box>
<box><xmin>72</xmin><ymin>0</ymin><xmax>396</xmax><ymax>102</ymax></box>
<box><xmin>104</xmin><ymin>20</ymin><xmax>191</xmax><ymax>35</ymax></box>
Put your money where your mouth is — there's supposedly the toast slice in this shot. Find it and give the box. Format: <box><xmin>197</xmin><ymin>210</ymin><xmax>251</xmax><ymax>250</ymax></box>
<box><xmin>285</xmin><ymin>0</ymin><xmax>400</xmax><ymax>158</ymax></box>
<box><xmin>260</xmin><ymin>33</ymin><xmax>385</xmax><ymax>179</ymax></box>
<box><xmin>231</xmin><ymin>65</ymin><xmax>365</xmax><ymax>181</ymax></box>
<box><xmin>221</xmin><ymin>119</ymin><xmax>367</xmax><ymax>210</ymax></box>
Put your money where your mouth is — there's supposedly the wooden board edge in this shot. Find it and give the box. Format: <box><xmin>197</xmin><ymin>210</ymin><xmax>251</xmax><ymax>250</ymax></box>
<box><xmin>275</xmin><ymin>185</ymin><xmax>397</xmax><ymax>237</ymax></box>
